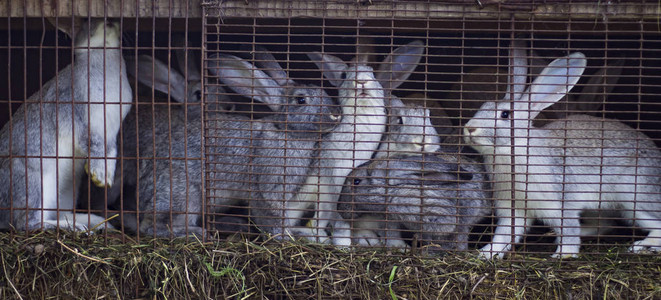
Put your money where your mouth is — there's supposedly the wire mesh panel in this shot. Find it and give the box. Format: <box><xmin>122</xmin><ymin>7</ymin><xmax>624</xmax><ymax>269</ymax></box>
<box><xmin>201</xmin><ymin>0</ymin><xmax>661</xmax><ymax>260</ymax></box>
<box><xmin>0</xmin><ymin>0</ymin><xmax>659</xmax><ymax>260</ymax></box>
<box><xmin>0</xmin><ymin>3</ymin><xmax>210</xmax><ymax>240</ymax></box>
<box><xmin>0</xmin><ymin>0</ymin><xmax>660</xmax><ymax>298</ymax></box>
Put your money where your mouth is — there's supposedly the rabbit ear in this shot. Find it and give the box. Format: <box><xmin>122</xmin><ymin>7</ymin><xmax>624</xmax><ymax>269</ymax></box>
<box><xmin>524</xmin><ymin>52</ymin><xmax>587</xmax><ymax>117</ymax></box>
<box><xmin>572</xmin><ymin>59</ymin><xmax>624</xmax><ymax>110</ymax></box>
<box><xmin>208</xmin><ymin>53</ymin><xmax>283</xmax><ymax>111</ymax></box>
<box><xmin>356</xmin><ymin>36</ymin><xmax>376</xmax><ymax>66</ymax></box>
<box><xmin>387</xmin><ymin>156</ymin><xmax>473</xmax><ymax>186</ymax></box>
<box><xmin>375</xmin><ymin>40</ymin><xmax>424</xmax><ymax>90</ymax></box>
<box><xmin>504</xmin><ymin>40</ymin><xmax>528</xmax><ymax>100</ymax></box>
<box><xmin>173</xmin><ymin>33</ymin><xmax>201</xmax><ymax>82</ymax></box>
<box><xmin>126</xmin><ymin>54</ymin><xmax>188</xmax><ymax>103</ymax></box>
<box><xmin>307</xmin><ymin>52</ymin><xmax>348</xmax><ymax>87</ymax></box>
<box><xmin>48</xmin><ymin>17</ymin><xmax>83</xmax><ymax>40</ymax></box>
<box><xmin>246</xmin><ymin>45</ymin><xmax>292</xmax><ymax>87</ymax></box>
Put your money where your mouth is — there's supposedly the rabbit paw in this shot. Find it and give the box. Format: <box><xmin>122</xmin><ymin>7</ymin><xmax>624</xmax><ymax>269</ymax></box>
<box><xmin>353</xmin><ymin>229</ymin><xmax>382</xmax><ymax>246</ymax></box>
<box><xmin>629</xmin><ymin>239</ymin><xmax>661</xmax><ymax>253</ymax></box>
<box><xmin>54</xmin><ymin>212</ymin><xmax>115</xmax><ymax>233</ymax></box>
<box><xmin>42</xmin><ymin>218</ymin><xmax>107</xmax><ymax>233</ymax></box>
<box><xmin>550</xmin><ymin>252</ymin><xmax>579</xmax><ymax>259</ymax></box>
<box><xmin>85</xmin><ymin>159</ymin><xmax>115</xmax><ymax>187</ymax></box>
<box><xmin>478</xmin><ymin>244</ymin><xmax>507</xmax><ymax>260</ymax></box>
<box><xmin>284</xmin><ymin>227</ymin><xmax>331</xmax><ymax>244</ymax></box>
<box><xmin>551</xmin><ymin>245</ymin><xmax>580</xmax><ymax>259</ymax></box>
<box><xmin>329</xmin><ymin>221</ymin><xmax>352</xmax><ymax>247</ymax></box>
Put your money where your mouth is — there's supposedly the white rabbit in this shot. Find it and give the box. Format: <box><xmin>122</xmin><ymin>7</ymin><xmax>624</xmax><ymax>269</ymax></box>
<box><xmin>284</xmin><ymin>53</ymin><xmax>388</xmax><ymax>242</ymax></box>
<box><xmin>443</xmin><ymin>41</ymin><xmax>623</xmax><ymax>145</ymax></box>
<box><xmin>463</xmin><ymin>46</ymin><xmax>661</xmax><ymax>259</ymax></box>
<box><xmin>331</xmin><ymin>41</ymin><xmax>442</xmax><ymax>245</ymax></box>
<box><xmin>0</xmin><ymin>19</ymin><xmax>131</xmax><ymax>231</ymax></box>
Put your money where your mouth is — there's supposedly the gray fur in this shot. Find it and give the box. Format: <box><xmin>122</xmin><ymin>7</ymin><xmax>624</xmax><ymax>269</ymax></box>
<box><xmin>202</xmin><ymin>53</ymin><xmax>342</xmax><ymax>237</ymax></box>
<box><xmin>337</xmin><ymin>153</ymin><xmax>490</xmax><ymax>251</ymax></box>
<box><xmin>0</xmin><ymin>19</ymin><xmax>132</xmax><ymax>231</ymax></box>
<box><xmin>107</xmin><ymin>52</ymin><xmax>340</xmax><ymax>238</ymax></box>
<box><xmin>371</xmin><ymin>41</ymin><xmax>440</xmax><ymax>158</ymax></box>
<box><xmin>114</xmin><ymin>105</ymin><xmax>204</xmax><ymax>237</ymax></box>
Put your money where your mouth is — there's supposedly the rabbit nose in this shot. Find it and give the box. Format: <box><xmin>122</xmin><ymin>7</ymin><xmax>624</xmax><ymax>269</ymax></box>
<box><xmin>330</xmin><ymin>113</ymin><xmax>341</xmax><ymax>121</ymax></box>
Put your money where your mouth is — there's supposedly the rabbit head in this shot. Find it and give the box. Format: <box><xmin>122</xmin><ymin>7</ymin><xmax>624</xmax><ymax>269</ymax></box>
<box><xmin>61</xmin><ymin>19</ymin><xmax>122</xmax><ymax>49</ymax></box>
<box><xmin>209</xmin><ymin>53</ymin><xmax>342</xmax><ymax>134</ymax></box>
<box><xmin>378</xmin><ymin>97</ymin><xmax>440</xmax><ymax>157</ymax></box>
<box><xmin>306</xmin><ymin>52</ymin><xmax>385</xmax><ymax>106</ymax></box>
<box><xmin>339</xmin><ymin>154</ymin><xmax>472</xmax><ymax>215</ymax></box>
<box><xmin>125</xmin><ymin>35</ymin><xmax>232</xmax><ymax>111</ymax></box>
<box><xmin>464</xmin><ymin>50</ymin><xmax>587</xmax><ymax>154</ymax></box>
<box><xmin>368</xmin><ymin>40</ymin><xmax>440</xmax><ymax>157</ymax></box>
<box><xmin>338</xmin><ymin>154</ymin><xmax>488</xmax><ymax>250</ymax></box>
<box><xmin>125</xmin><ymin>54</ymin><xmax>230</xmax><ymax>107</ymax></box>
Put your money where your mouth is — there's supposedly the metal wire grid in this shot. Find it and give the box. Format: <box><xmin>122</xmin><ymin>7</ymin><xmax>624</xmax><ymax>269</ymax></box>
<box><xmin>0</xmin><ymin>0</ymin><xmax>658</xmax><ymax>259</ymax></box>
<box><xmin>201</xmin><ymin>1</ymin><xmax>661</xmax><ymax>257</ymax></box>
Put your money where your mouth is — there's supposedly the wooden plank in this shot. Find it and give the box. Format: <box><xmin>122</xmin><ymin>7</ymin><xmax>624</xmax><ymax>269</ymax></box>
<box><xmin>1</xmin><ymin>0</ymin><xmax>659</xmax><ymax>20</ymax></box>
<box><xmin>205</xmin><ymin>1</ymin><xmax>661</xmax><ymax>21</ymax></box>
<box><xmin>3</xmin><ymin>0</ymin><xmax>202</xmax><ymax>18</ymax></box>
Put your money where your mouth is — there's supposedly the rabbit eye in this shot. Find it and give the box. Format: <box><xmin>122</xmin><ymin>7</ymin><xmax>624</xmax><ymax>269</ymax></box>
<box><xmin>397</xmin><ymin>116</ymin><xmax>404</xmax><ymax>125</ymax></box>
<box><xmin>500</xmin><ymin>110</ymin><xmax>510</xmax><ymax>119</ymax></box>
<box><xmin>353</xmin><ymin>178</ymin><xmax>362</xmax><ymax>185</ymax></box>
<box><xmin>296</xmin><ymin>96</ymin><xmax>307</xmax><ymax>104</ymax></box>
<box><xmin>340</xmin><ymin>72</ymin><xmax>347</xmax><ymax>80</ymax></box>
<box><xmin>194</xmin><ymin>90</ymin><xmax>202</xmax><ymax>101</ymax></box>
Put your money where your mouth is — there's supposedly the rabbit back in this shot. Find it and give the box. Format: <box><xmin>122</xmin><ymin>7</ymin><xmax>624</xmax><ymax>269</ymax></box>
<box><xmin>541</xmin><ymin>115</ymin><xmax>661</xmax><ymax>213</ymax></box>
<box><xmin>206</xmin><ymin>115</ymin><xmax>322</xmax><ymax>234</ymax></box>
<box><xmin>112</xmin><ymin>105</ymin><xmax>205</xmax><ymax>237</ymax></box>
<box><xmin>338</xmin><ymin>154</ymin><xmax>490</xmax><ymax>250</ymax></box>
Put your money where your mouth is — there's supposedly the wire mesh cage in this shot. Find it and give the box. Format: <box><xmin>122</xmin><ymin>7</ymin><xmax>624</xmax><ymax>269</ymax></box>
<box><xmin>200</xmin><ymin>1</ymin><xmax>661</xmax><ymax>259</ymax></box>
<box><xmin>1</xmin><ymin>0</ymin><xmax>661</xmax><ymax>277</ymax></box>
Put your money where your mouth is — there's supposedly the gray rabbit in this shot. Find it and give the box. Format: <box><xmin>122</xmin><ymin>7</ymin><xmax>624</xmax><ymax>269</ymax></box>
<box><xmin>85</xmin><ymin>38</ymin><xmax>217</xmax><ymax>215</ymax></box>
<box><xmin>93</xmin><ymin>39</ymin><xmax>248</xmax><ymax>237</ymax></box>
<box><xmin>115</xmin><ymin>105</ymin><xmax>204</xmax><ymax>237</ymax></box>
<box><xmin>463</xmin><ymin>47</ymin><xmax>661</xmax><ymax>258</ymax></box>
<box><xmin>204</xmin><ymin>53</ymin><xmax>342</xmax><ymax>237</ymax></box>
<box><xmin>104</xmin><ymin>48</ymin><xmax>340</xmax><ymax>237</ymax></box>
<box><xmin>0</xmin><ymin>18</ymin><xmax>132</xmax><ymax>231</ymax></box>
<box><xmin>124</xmin><ymin>33</ymin><xmax>233</xmax><ymax>112</ymax></box>
<box><xmin>337</xmin><ymin>153</ymin><xmax>490</xmax><ymax>251</ymax></box>
<box><xmin>372</xmin><ymin>40</ymin><xmax>440</xmax><ymax>159</ymax></box>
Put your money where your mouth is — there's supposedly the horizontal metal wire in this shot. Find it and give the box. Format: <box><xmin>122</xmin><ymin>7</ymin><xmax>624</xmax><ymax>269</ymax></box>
<box><xmin>0</xmin><ymin>3</ymin><xmax>659</xmax><ymax>266</ymax></box>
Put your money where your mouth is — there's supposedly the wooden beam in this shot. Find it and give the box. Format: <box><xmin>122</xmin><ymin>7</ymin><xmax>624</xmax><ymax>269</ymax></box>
<box><xmin>1</xmin><ymin>0</ymin><xmax>659</xmax><ymax>20</ymax></box>
<box><xmin>2</xmin><ymin>0</ymin><xmax>202</xmax><ymax>18</ymax></box>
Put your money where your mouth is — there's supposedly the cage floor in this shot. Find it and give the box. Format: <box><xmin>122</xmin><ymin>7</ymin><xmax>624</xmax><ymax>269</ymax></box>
<box><xmin>0</xmin><ymin>231</ymin><xmax>659</xmax><ymax>299</ymax></box>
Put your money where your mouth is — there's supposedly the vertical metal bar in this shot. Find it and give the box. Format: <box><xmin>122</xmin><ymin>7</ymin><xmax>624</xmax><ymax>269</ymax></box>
<box><xmin>505</xmin><ymin>13</ymin><xmax>516</xmax><ymax>258</ymax></box>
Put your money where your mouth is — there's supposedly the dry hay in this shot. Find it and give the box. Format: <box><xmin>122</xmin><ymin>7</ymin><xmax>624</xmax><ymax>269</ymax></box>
<box><xmin>0</xmin><ymin>231</ymin><xmax>659</xmax><ymax>299</ymax></box>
